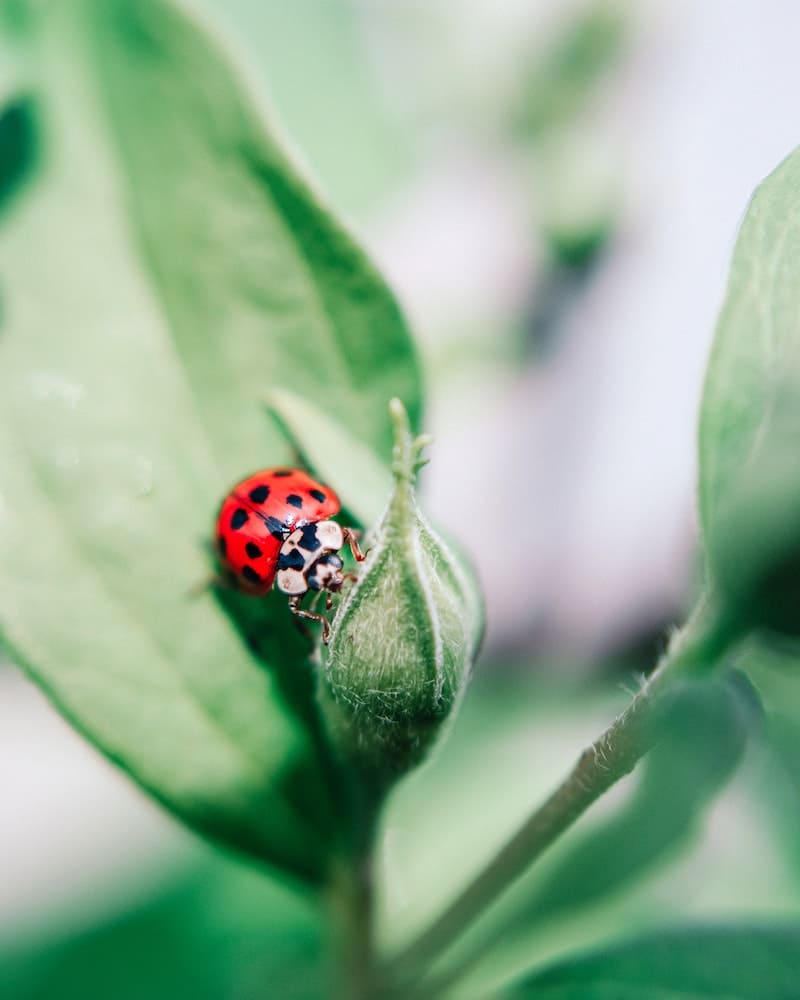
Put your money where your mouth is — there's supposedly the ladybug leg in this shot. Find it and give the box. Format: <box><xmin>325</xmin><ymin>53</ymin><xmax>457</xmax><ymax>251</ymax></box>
<box><xmin>343</xmin><ymin>527</ymin><xmax>368</xmax><ymax>562</ymax></box>
<box><xmin>288</xmin><ymin>595</ymin><xmax>332</xmax><ymax>644</ymax></box>
<box><xmin>325</xmin><ymin>592</ymin><xmax>334</xmax><ymax>611</ymax></box>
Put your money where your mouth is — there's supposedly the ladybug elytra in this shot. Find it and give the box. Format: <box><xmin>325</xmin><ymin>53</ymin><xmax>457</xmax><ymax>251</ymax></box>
<box><xmin>215</xmin><ymin>468</ymin><xmax>364</xmax><ymax>641</ymax></box>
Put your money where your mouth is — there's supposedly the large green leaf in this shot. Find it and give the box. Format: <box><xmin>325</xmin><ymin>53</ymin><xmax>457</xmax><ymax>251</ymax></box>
<box><xmin>89</xmin><ymin>0</ymin><xmax>421</xmax><ymax>475</ymax></box>
<box><xmin>699</xmin><ymin>147</ymin><xmax>800</xmax><ymax>633</ymax></box>
<box><xmin>0</xmin><ymin>0</ymin><xmax>420</xmax><ymax>882</ymax></box>
<box><xmin>503</xmin><ymin>924</ymin><xmax>800</xmax><ymax>999</ymax></box>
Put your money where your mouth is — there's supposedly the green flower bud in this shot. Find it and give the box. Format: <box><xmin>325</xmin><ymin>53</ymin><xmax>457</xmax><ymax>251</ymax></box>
<box><xmin>319</xmin><ymin>400</ymin><xmax>483</xmax><ymax>790</ymax></box>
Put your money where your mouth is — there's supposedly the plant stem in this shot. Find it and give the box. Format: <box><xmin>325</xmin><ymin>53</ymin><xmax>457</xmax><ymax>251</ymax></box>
<box><xmin>386</xmin><ymin>598</ymin><xmax>738</xmax><ymax>985</ymax></box>
<box><xmin>329</xmin><ymin>778</ymin><xmax>391</xmax><ymax>1000</ymax></box>
<box><xmin>329</xmin><ymin>847</ymin><xmax>376</xmax><ymax>1000</ymax></box>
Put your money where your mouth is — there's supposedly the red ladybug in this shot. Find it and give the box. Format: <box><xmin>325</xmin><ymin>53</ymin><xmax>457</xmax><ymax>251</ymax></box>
<box><xmin>215</xmin><ymin>468</ymin><xmax>364</xmax><ymax>641</ymax></box>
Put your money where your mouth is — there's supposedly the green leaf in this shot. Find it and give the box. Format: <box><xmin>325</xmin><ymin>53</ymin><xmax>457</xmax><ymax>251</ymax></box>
<box><xmin>699</xmin><ymin>147</ymin><xmax>800</xmax><ymax>635</ymax></box>
<box><xmin>0</xmin><ymin>856</ymin><xmax>324</xmax><ymax>1000</ymax></box>
<box><xmin>89</xmin><ymin>0</ymin><xmax>421</xmax><ymax>475</ymax></box>
<box><xmin>0</xmin><ymin>0</ymin><xmax>421</xmax><ymax>882</ymax></box>
<box><xmin>743</xmin><ymin>643</ymin><xmax>800</xmax><ymax>883</ymax></box>
<box><xmin>503</xmin><ymin>924</ymin><xmax>800</xmax><ymax>999</ymax></box>
<box><xmin>265</xmin><ymin>387</ymin><xmax>392</xmax><ymax>530</ymax></box>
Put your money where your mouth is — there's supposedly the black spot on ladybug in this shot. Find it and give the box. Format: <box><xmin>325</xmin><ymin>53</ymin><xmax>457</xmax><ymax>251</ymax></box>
<box><xmin>242</xmin><ymin>565</ymin><xmax>261</xmax><ymax>585</ymax></box>
<box><xmin>265</xmin><ymin>515</ymin><xmax>287</xmax><ymax>539</ymax></box>
<box><xmin>286</xmin><ymin>494</ymin><xmax>303</xmax><ymax>509</ymax></box>
<box><xmin>273</xmin><ymin>469</ymin><xmax>292</xmax><ymax>477</ymax></box>
<box><xmin>310</xmin><ymin>489</ymin><xmax>326</xmax><ymax>503</ymax></box>
<box><xmin>249</xmin><ymin>484</ymin><xmax>270</xmax><ymax>503</ymax></box>
<box><xmin>230</xmin><ymin>508</ymin><xmax>248</xmax><ymax>530</ymax></box>
<box><xmin>307</xmin><ymin>574</ymin><xmax>322</xmax><ymax>591</ymax></box>
<box><xmin>245</xmin><ymin>541</ymin><xmax>263</xmax><ymax>559</ymax></box>
<box><xmin>217</xmin><ymin>535</ymin><xmax>227</xmax><ymax>557</ymax></box>
<box><xmin>278</xmin><ymin>548</ymin><xmax>306</xmax><ymax>571</ymax></box>
<box><xmin>298</xmin><ymin>523</ymin><xmax>321</xmax><ymax>552</ymax></box>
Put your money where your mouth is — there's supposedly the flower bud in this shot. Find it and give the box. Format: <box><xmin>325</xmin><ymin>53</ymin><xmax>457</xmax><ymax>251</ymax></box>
<box><xmin>319</xmin><ymin>400</ymin><xmax>483</xmax><ymax>789</ymax></box>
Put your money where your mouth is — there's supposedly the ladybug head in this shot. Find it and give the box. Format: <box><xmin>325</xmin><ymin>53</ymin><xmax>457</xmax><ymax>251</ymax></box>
<box><xmin>307</xmin><ymin>552</ymin><xmax>345</xmax><ymax>593</ymax></box>
<box><xmin>276</xmin><ymin>520</ymin><xmax>347</xmax><ymax>598</ymax></box>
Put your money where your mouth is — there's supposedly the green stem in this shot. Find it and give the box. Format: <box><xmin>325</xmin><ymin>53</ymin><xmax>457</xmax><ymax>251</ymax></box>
<box><xmin>329</xmin><ymin>851</ymin><xmax>376</xmax><ymax>1000</ymax></box>
<box><xmin>328</xmin><ymin>777</ymin><xmax>392</xmax><ymax>1000</ymax></box>
<box><xmin>386</xmin><ymin>596</ymin><xmax>739</xmax><ymax>986</ymax></box>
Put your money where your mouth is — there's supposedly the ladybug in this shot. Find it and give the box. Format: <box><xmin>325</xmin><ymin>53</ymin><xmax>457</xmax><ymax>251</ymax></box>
<box><xmin>215</xmin><ymin>468</ymin><xmax>365</xmax><ymax>642</ymax></box>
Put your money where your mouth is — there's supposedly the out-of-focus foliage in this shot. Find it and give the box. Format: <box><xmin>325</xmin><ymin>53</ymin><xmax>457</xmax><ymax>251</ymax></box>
<box><xmin>493</xmin><ymin>673</ymin><xmax>757</xmax><ymax>929</ymax></box>
<box><xmin>700</xmin><ymin>147</ymin><xmax>800</xmax><ymax>638</ymax></box>
<box><xmin>0</xmin><ymin>857</ymin><xmax>324</xmax><ymax>1000</ymax></box>
<box><xmin>206</xmin><ymin>0</ymin><xmax>412</xmax><ymax>219</ymax></box>
<box><xmin>266</xmin><ymin>388</ymin><xmax>392</xmax><ymax>530</ymax></box>
<box><xmin>504</xmin><ymin>924</ymin><xmax>800</xmax><ymax>999</ymax></box>
<box><xmin>508</xmin><ymin>1</ymin><xmax>630</xmax><ymax>143</ymax></box>
<box><xmin>0</xmin><ymin>96</ymin><xmax>36</xmax><ymax>211</ymax></box>
<box><xmin>0</xmin><ymin>0</ymin><xmax>421</xmax><ymax>883</ymax></box>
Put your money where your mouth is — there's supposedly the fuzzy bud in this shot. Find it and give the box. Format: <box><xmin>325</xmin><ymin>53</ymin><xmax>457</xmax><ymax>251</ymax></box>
<box><xmin>319</xmin><ymin>400</ymin><xmax>483</xmax><ymax>789</ymax></box>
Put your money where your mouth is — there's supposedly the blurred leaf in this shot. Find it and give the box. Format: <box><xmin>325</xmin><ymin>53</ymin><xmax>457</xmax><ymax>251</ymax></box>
<box><xmin>409</xmin><ymin>673</ymin><xmax>758</xmax><ymax>994</ymax></box>
<box><xmin>266</xmin><ymin>387</ymin><xmax>392</xmax><ymax>530</ymax></box>
<box><xmin>0</xmin><ymin>857</ymin><xmax>324</xmax><ymax>1000</ymax></box>
<box><xmin>0</xmin><ymin>94</ymin><xmax>36</xmax><ymax>212</ymax></box>
<box><xmin>503</xmin><ymin>924</ymin><xmax>800</xmax><ymax>999</ymax></box>
<box><xmin>0</xmin><ymin>0</ymin><xmax>421</xmax><ymax>882</ymax></box>
<box><xmin>699</xmin><ymin>147</ymin><xmax>800</xmax><ymax>636</ymax></box>
<box><xmin>743</xmin><ymin>644</ymin><xmax>800</xmax><ymax>883</ymax></box>
<box><xmin>204</xmin><ymin>0</ymin><xmax>412</xmax><ymax>218</ymax></box>
<box><xmin>501</xmin><ymin>672</ymin><xmax>757</xmax><ymax>930</ymax></box>
<box><xmin>510</xmin><ymin>0</ymin><xmax>630</xmax><ymax>141</ymax></box>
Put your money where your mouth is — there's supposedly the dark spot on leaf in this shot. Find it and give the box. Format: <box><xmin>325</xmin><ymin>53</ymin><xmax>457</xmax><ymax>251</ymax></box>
<box><xmin>245</xmin><ymin>541</ymin><xmax>262</xmax><ymax>559</ymax></box>
<box><xmin>286</xmin><ymin>494</ymin><xmax>303</xmax><ymax>509</ymax></box>
<box><xmin>242</xmin><ymin>565</ymin><xmax>261</xmax><ymax>585</ymax></box>
<box><xmin>0</xmin><ymin>96</ymin><xmax>38</xmax><ymax>214</ymax></box>
<box><xmin>249</xmin><ymin>484</ymin><xmax>270</xmax><ymax>503</ymax></box>
<box><xmin>310</xmin><ymin>489</ymin><xmax>326</xmax><ymax>503</ymax></box>
<box><xmin>244</xmin><ymin>630</ymin><xmax>265</xmax><ymax>656</ymax></box>
<box><xmin>230</xmin><ymin>507</ymin><xmax>248</xmax><ymax>530</ymax></box>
